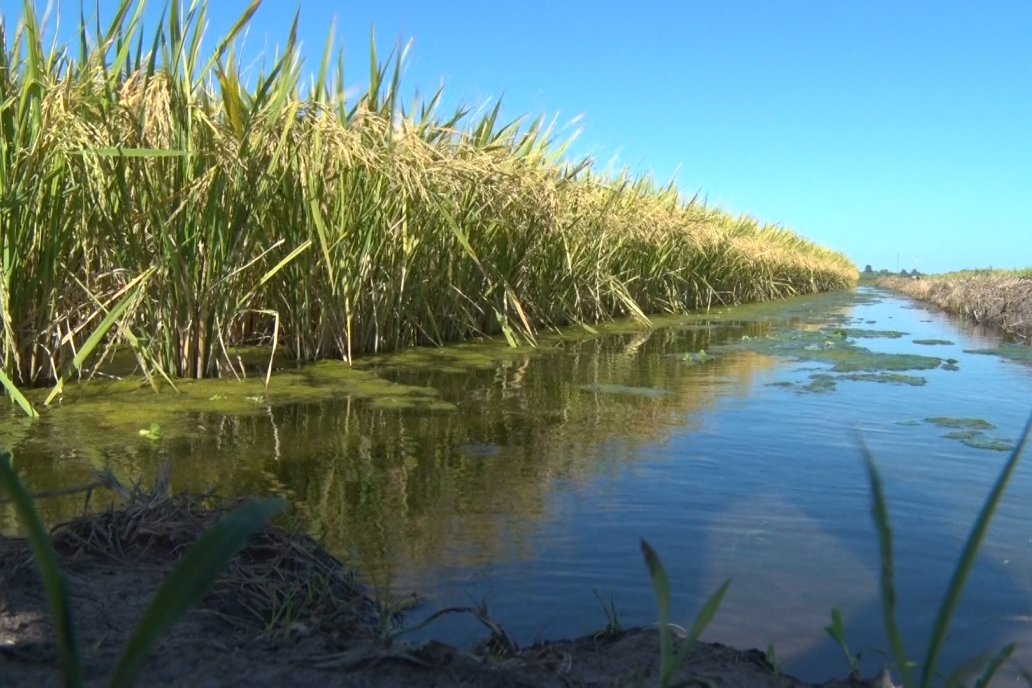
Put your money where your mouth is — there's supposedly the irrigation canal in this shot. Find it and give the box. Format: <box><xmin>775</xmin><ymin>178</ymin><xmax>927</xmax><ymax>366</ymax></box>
<box><xmin>3</xmin><ymin>286</ymin><xmax>1031</xmax><ymax>681</ymax></box>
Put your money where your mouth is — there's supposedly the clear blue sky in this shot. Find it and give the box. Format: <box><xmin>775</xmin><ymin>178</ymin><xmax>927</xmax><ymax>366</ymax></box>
<box><xmin>4</xmin><ymin>0</ymin><xmax>1031</xmax><ymax>273</ymax></box>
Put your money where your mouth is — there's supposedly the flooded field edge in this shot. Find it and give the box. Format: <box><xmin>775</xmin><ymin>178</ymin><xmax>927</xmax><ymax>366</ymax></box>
<box><xmin>0</xmin><ymin>485</ymin><xmax>922</xmax><ymax>688</ymax></box>
<box><xmin>3</xmin><ymin>285</ymin><xmax>1032</xmax><ymax>686</ymax></box>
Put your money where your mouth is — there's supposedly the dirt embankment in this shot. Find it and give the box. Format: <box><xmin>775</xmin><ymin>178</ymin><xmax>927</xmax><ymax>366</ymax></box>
<box><xmin>0</xmin><ymin>497</ymin><xmax>889</xmax><ymax>688</ymax></box>
<box><xmin>877</xmin><ymin>275</ymin><xmax>1032</xmax><ymax>341</ymax></box>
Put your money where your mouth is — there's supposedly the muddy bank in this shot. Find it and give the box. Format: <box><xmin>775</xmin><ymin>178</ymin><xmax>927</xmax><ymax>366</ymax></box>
<box><xmin>877</xmin><ymin>274</ymin><xmax>1032</xmax><ymax>341</ymax></box>
<box><xmin>0</xmin><ymin>497</ymin><xmax>887</xmax><ymax>687</ymax></box>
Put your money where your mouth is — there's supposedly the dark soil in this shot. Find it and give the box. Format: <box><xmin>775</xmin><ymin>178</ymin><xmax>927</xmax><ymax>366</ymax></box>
<box><xmin>1</xmin><ymin>498</ymin><xmax>891</xmax><ymax>688</ymax></box>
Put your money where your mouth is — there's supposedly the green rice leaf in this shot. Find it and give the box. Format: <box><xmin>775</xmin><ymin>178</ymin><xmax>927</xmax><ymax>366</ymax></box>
<box><xmin>198</xmin><ymin>0</ymin><xmax>262</xmax><ymax>81</ymax></box>
<box><xmin>0</xmin><ymin>367</ymin><xmax>38</xmax><ymax>418</ymax></box>
<box><xmin>672</xmin><ymin>576</ymin><xmax>731</xmax><ymax>670</ymax></box>
<box><xmin>864</xmin><ymin>450</ymin><xmax>915</xmax><ymax>688</ymax></box>
<box><xmin>975</xmin><ymin>643</ymin><xmax>1014</xmax><ymax>687</ymax></box>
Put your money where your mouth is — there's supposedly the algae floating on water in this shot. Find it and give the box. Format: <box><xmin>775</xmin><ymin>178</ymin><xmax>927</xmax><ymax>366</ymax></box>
<box><xmin>924</xmin><ymin>417</ymin><xmax>995</xmax><ymax>430</ymax></box>
<box><xmin>835</xmin><ymin>372</ymin><xmax>926</xmax><ymax>386</ymax></box>
<box><xmin>24</xmin><ymin>360</ymin><xmax>460</xmax><ymax>446</ymax></box>
<box><xmin>802</xmin><ymin>376</ymin><xmax>838</xmax><ymax>393</ymax></box>
<box><xmin>898</xmin><ymin>417</ymin><xmax>1011</xmax><ymax>451</ymax></box>
<box><xmin>774</xmin><ymin>371</ymin><xmax>927</xmax><ymax>394</ymax></box>
<box><xmin>767</xmin><ymin>375</ymin><xmax>837</xmax><ymax>394</ymax></box>
<box><xmin>781</xmin><ymin>340</ymin><xmax>941</xmax><ymax>372</ymax></box>
<box><xmin>714</xmin><ymin>328</ymin><xmax>941</xmax><ymax>373</ymax></box>
<box><xmin>964</xmin><ymin>344</ymin><xmax>1032</xmax><ymax>363</ymax></box>
<box><xmin>942</xmin><ymin>430</ymin><xmax>1014</xmax><ymax>452</ymax></box>
<box><xmin>678</xmin><ymin>350</ymin><xmax>713</xmax><ymax>365</ymax></box>
<box><xmin>913</xmin><ymin>339</ymin><xmax>954</xmax><ymax>346</ymax></box>
<box><xmin>827</xmin><ymin>328</ymin><xmax>908</xmax><ymax>339</ymax></box>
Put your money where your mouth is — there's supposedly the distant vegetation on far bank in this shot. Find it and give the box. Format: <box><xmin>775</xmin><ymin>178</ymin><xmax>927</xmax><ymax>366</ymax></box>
<box><xmin>860</xmin><ymin>265</ymin><xmax>923</xmax><ymax>280</ymax></box>
<box><xmin>876</xmin><ymin>270</ymin><xmax>1032</xmax><ymax>341</ymax></box>
<box><xmin>0</xmin><ymin>0</ymin><xmax>856</xmax><ymax>416</ymax></box>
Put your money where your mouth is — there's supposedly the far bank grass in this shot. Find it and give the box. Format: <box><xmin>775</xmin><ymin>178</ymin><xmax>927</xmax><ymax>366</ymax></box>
<box><xmin>877</xmin><ymin>271</ymin><xmax>1032</xmax><ymax>341</ymax></box>
<box><xmin>0</xmin><ymin>1</ymin><xmax>856</xmax><ymax>416</ymax></box>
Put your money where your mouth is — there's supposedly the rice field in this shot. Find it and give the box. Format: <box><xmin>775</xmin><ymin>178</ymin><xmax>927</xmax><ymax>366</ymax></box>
<box><xmin>0</xmin><ymin>0</ymin><xmax>857</xmax><ymax>416</ymax></box>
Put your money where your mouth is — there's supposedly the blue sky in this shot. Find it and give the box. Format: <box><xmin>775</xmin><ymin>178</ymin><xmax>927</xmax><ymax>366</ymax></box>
<box><xmin>4</xmin><ymin>0</ymin><xmax>1031</xmax><ymax>273</ymax></box>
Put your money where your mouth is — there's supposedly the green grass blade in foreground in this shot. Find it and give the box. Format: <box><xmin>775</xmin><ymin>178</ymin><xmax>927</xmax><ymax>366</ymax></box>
<box><xmin>0</xmin><ymin>450</ymin><xmax>83</xmax><ymax>687</ymax></box>
<box><xmin>641</xmin><ymin>538</ymin><xmax>730</xmax><ymax>688</ymax></box>
<box><xmin>920</xmin><ymin>413</ymin><xmax>1032</xmax><ymax>688</ymax></box>
<box><xmin>865</xmin><ymin>451</ymin><xmax>915</xmax><ymax>688</ymax></box>
<box><xmin>641</xmin><ymin>539</ymin><xmax>674</xmax><ymax>682</ymax></box>
<box><xmin>108</xmin><ymin>497</ymin><xmax>286</xmax><ymax>688</ymax></box>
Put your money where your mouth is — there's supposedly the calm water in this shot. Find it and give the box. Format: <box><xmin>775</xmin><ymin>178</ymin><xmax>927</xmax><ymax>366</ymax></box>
<box><xmin>3</xmin><ymin>286</ymin><xmax>1031</xmax><ymax>681</ymax></box>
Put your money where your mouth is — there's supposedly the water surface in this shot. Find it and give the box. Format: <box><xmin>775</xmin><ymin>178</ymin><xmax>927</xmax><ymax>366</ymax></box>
<box><xmin>3</xmin><ymin>287</ymin><xmax>1031</xmax><ymax>681</ymax></box>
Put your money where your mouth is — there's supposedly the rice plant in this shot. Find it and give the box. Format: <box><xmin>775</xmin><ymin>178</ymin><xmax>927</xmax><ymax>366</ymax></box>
<box><xmin>0</xmin><ymin>0</ymin><xmax>858</xmax><ymax>417</ymax></box>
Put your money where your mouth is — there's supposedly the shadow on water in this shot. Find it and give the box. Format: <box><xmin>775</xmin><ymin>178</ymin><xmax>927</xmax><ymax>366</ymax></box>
<box><xmin>3</xmin><ymin>287</ymin><xmax>1032</xmax><ymax>682</ymax></box>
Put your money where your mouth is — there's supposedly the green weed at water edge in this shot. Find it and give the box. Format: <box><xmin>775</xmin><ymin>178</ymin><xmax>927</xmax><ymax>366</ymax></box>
<box><xmin>825</xmin><ymin>607</ymin><xmax>862</xmax><ymax>680</ymax></box>
<box><xmin>592</xmin><ymin>586</ymin><xmax>623</xmax><ymax>635</ymax></box>
<box><xmin>640</xmin><ymin>538</ymin><xmax>731</xmax><ymax>688</ymax></box>
<box><xmin>765</xmin><ymin>643</ymin><xmax>784</xmax><ymax>678</ymax></box>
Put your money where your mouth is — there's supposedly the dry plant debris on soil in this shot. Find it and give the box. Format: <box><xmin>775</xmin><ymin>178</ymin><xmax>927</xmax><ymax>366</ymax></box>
<box><xmin>878</xmin><ymin>274</ymin><xmax>1032</xmax><ymax>341</ymax></box>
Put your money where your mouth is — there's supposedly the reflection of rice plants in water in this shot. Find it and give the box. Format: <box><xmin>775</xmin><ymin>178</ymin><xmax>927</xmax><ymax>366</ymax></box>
<box><xmin>4</xmin><ymin>416</ymin><xmax>1030</xmax><ymax>686</ymax></box>
<box><xmin>0</xmin><ymin>322</ymin><xmax>784</xmax><ymax>581</ymax></box>
<box><xmin>577</xmin><ymin>384</ymin><xmax>674</xmax><ymax>398</ymax></box>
